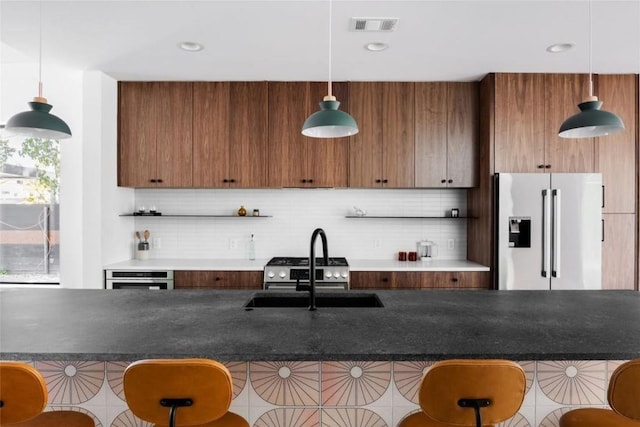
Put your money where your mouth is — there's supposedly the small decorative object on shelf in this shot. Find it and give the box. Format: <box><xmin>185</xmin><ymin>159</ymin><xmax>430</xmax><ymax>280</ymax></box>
<box><xmin>353</xmin><ymin>206</ymin><xmax>367</xmax><ymax>217</ymax></box>
<box><xmin>451</xmin><ymin>208</ymin><xmax>459</xmax><ymax>218</ymax></box>
<box><xmin>253</xmin><ymin>209</ymin><xmax>260</xmax><ymax>217</ymax></box>
<box><xmin>238</xmin><ymin>206</ymin><xmax>247</xmax><ymax>216</ymax></box>
<box><xmin>133</xmin><ymin>211</ymin><xmax>162</xmax><ymax>216</ymax></box>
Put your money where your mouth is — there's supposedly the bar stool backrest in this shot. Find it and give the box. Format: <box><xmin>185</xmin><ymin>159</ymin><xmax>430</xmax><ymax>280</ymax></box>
<box><xmin>418</xmin><ymin>359</ymin><xmax>526</xmax><ymax>427</ymax></box>
<box><xmin>0</xmin><ymin>362</ymin><xmax>48</xmax><ymax>425</ymax></box>
<box><xmin>123</xmin><ymin>359</ymin><xmax>233</xmax><ymax>426</ymax></box>
<box><xmin>608</xmin><ymin>359</ymin><xmax>640</xmax><ymax>421</ymax></box>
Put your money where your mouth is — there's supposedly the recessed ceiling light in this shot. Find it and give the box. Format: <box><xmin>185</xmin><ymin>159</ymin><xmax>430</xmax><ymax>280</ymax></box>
<box><xmin>365</xmin><ymin>42</ymin><xmax>389</xmax><ymax>52</ymax></box>
<box><xmin>178</xmin><ymin>41</ymin><xmax>204</xmax><ymax>52</ymax></box>
<box><xmin>546</xmin><ymin>43</ymin><xmax>575</xmax><ymax>53</ymax></box>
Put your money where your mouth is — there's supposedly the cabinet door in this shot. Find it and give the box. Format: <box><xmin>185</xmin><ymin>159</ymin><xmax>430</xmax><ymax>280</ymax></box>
<box><xmin>350</xmin><ymin>271</ymin><xmax>393</xmax><ymax>289</ymax></box>
<box><xmin>268</xmin><ymin>82</ymin><xmax>309</xmax><ymax>187</ymax></box>
<box><xmin>118</xmin><ymin>82</ymin><xmax>158</xmax><ymax>187</ymax></box>
<box><xmin>306</xmin><ymin>82</ymin><xmax>349</xmax><ymax>187</ymax></box>
<box><xmin>155</xmin><ymin>82</ymin><xmax>193</xmax><ymax>187</ymax></box>
<box><xmin>229</xmin><ymin>82</ymin><xmax>269</xmax><ymax>188</ymax></box>
<box><xmin>602</xmin><ymin>214</ymin><xmax>636</xmax><ymax>290</ymax></box>
<box><xmin>174</xmin><ymin>270</ymin><xmax>263</xmax><ymax>289</ymax></box>
<box><xmin>349</xmin><ymin>82</ymin><xmax>384</xmax><ymax>187</ymax></box>
<box><xmin>494</xmin><ymin>74</ymin><xmax>545</xmax><ymax>173</ymax></box>
<box><xmin>545</xmin><ymin>74</ymin><xmax>595</xmax><ymax>172</ymax></box>
<box><xmin>383</xmin><ymin>82</ymin><xmax>415</xmax><ymax>187</ymax></box>
<box><xmin>447</xmin><ymin>82</ymin><xmax>479</xmax><ymax>187</ymax></box>
<box><xmin>193</xmin><ymin>82</ymin><xmax>230</xmax><ymax>187</ymax></box>
<box><xmin>596</xmin><ymin>75</ymin><xmax>637</xmax><ymax>214</ymax></box>
<box><xmin>415</xmin><ymin>82</ymin><xmax>448</xmax><ymax>187</ymax></box>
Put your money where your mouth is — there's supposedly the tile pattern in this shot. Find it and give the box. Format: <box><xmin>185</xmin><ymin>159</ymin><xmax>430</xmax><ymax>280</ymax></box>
<box><xmin>23</xmin><ymin>360</ymin><xmax>626</xmax><ymax>427</ymax></box>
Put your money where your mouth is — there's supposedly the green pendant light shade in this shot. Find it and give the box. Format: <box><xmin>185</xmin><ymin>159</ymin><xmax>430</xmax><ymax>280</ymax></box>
<box><xmin>302</xmin><ymin>98</ymin><xmax>359</xmax><ymax>138</ymax></box>
<box><xmin>6</xmin><ymin>98</ymin><xmax>72</xmax><ymax>140</ymax></box>
<box><xmin>559</xmin><ymin>97</ymin><xmax>624</xmax><ymax>138</ymax></box>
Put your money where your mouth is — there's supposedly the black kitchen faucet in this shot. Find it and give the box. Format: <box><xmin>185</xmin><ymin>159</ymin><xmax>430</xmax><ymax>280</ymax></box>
<box><xmin>295</xmin><ymin>228</ymin><xmax>328</xmax><ymax>311</ymax></box>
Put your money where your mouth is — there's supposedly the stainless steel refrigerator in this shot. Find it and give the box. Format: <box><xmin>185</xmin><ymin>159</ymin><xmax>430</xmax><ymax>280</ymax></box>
<box><xmin>496</xmin><ymin>173</ymin><xmax>602</xmax><ymax>290</ymax></box>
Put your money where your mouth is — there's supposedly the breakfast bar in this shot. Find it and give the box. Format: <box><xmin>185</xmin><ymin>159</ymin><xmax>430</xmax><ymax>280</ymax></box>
<box><xmin>1</xmin><ymin>288</ymin><xmax>638</xmax><ymax>427</ymax></box>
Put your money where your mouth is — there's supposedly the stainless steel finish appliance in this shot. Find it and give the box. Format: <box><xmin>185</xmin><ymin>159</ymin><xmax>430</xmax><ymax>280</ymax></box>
<box><xmin>105</xmin><ymin>270</ymin><xmax>174</xmax><ymax>290</ymax></box>
<box><xmin>264</xmin><ymin>257</ymin><xmax>349</xmax><ymax>290</ymax></box>
<box><xmin>496</xmin><ymin>173</ymin><xmax>602</xmax><ymax>290</ymax></box>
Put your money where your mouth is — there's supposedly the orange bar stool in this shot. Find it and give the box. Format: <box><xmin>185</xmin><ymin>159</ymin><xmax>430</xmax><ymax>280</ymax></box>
<box><xmin>0</xmin><ymin>362</ymin><xmax>48</xmax><ymax>425</ymax></box>
<box><xmin>123</xmin><ymin>359</ymin><xmax>248</xmax><ymax>427</ymax></box>
<box><xmin>609</xmin><ymin>359</ymin><xmax>640</xmax><ymax>421</ymax></box>
<box><xmin>398</xmin><ymin>359</ymin><xmax>526</xmax><ymax>427</ymax></box>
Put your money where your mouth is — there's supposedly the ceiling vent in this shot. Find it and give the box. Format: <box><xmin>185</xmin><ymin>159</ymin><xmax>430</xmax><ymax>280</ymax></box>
<box><xmin>350</xmin><ymin>17</ymin><xmax>399</xmax><ymax>32</ymax></box>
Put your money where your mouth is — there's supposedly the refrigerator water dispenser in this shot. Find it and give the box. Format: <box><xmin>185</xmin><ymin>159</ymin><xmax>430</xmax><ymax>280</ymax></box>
<box><xmin>508</xmin><ymin>217</ymin><xmax>531</xmax><ymax>248</ymax></box>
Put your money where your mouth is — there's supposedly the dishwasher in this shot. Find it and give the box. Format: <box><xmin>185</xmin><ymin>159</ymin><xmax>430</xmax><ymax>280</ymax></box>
<box><xmin>104</xmin><ymin>270</ymin><xmax>174</xmax><ymax>289</ymax></box>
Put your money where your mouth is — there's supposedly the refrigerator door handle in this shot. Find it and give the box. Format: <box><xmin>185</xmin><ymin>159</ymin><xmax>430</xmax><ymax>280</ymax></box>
<box><xmin>542</xmin><ymin>189</ymin><xmax>551</xmax><ymax>278</ymax></box>
<box><xmin>552</xmin><ymin>189</ymin><xmax>561</xmax><ymax>278</ymax></box>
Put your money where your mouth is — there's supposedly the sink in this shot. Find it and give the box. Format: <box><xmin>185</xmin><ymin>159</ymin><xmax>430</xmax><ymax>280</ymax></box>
<box><xmin>244</xmin><ymin>292</ymin><xmax>384</xmax><ymax>308</ymax></box>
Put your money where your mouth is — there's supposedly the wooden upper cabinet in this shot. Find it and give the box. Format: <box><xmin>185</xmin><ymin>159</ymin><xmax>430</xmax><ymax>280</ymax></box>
<box><xmin>493</xmin><ymin>74</ymin><xmax>546</xmax><ymax>173</ymax></box>
<box><xmin>596</xmin><ymin>74</ymin><xmax>637</xmax><ymax>214</ymax></box>
<box><xmin>349</xmin><ymin>82</ymin><xmax>414</xmax><ymax>188</ymax></box>
<box><xmin>193</xmin><ymin>82</ymin><xmax>268</xmax><ymax>188</ymax></box>
<box><xmin>415</xmin><ymin>82</ymin><xmax>479</xmax><ymax>187</ymax></box>
<box><xmin>493</xmin><ymin>73</ymin><xmax>595</xmax><ymax>173</ymax></box>
<box><xmin>268</xmin><ymin>82</ymin><xmax>349</xmax><ymax>187</ymax></box>
<box><xmin>545</xmin><ymin>73</ymin><xmax>595</xmax><ymax>173</ymax></box>
<box><xmin>118</xmin><ymin>82</ymin><xmax>193</xmax><ymax>187</ymax></box>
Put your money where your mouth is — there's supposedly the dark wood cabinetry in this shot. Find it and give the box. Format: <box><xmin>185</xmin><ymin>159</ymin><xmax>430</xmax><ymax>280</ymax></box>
<box><xmin>174</xmin><ymin>270</ymin><xmax>263</xmax><ymax>290</ymax></box>
<box><xmin>350</xmin><ymin>271</ymin><xmax>490</xmax><ymax>289</ymax></box>
<box><xmin>415</xmin><ymin>82</ymin><xmax>479</xmax><ymax>187</ymax></box>
<box><xmin>267</xmin><ymin>82</ymin><xmax>349</xmax><ymax>187</ymax></box>
<box><xmin>118</xmin><ymin>82</ymin><xmax>193</xmax><ymax>187</ymax></box>
<box><xmin>193</xmin><ymin>82</ymin><xmax>268</xmax><ymax>188</ymax></box>
<box><xmin>493</xmin><ymin>73</ymin><xmax>594</xmax><ymax>173</ymax></box>
<box><xmin>349</xmin><ymin>82</ymin><xmax>415</xmax><ymax>188</ymax></box>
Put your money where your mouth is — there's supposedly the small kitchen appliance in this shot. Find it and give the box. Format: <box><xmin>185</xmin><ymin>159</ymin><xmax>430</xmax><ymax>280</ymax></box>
<box><xmin>417</xmin><ymin>240</ymin><xmax>438</xmax><ymax>260</ymax></box>
<box><xmin>264</xmin><ymin>257</ymin><xmax>349</xmax><ymax>290</ymax></box>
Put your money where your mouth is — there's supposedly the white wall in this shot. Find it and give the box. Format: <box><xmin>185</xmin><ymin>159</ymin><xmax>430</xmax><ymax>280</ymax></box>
<box><xmin>133</xmin><ymin>188</ymin><xmax>468</xmax><ymax>261</ymax></box>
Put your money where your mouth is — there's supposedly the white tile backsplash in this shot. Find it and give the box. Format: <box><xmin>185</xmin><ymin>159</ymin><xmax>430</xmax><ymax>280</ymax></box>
<box><xmin>133</xmin><ymin>188</ymin><xmax>467</xmax><ymax>260</ymax></box>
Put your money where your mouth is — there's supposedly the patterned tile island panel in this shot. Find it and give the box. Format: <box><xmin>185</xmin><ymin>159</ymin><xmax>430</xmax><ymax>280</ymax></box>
<box><xmin>16</xmin><ymin>360</ymin><xmax>624</xmax><ymax>427</ymax></box>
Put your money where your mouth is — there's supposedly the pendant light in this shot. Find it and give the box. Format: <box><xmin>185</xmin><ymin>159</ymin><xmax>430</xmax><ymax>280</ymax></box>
<box><xmin>558</xmin><ymin>0</ymin><xmax>623</xmax><ymax>138</ymax></box>
<box><xmin>5</xmin><ymin>2</ymin><xmax>72</xmax><ymax>140</ymax></box>
<box><xmin>302</xmin><ymin>0</ymin><xmax>358</xmax><ymax>138</ymax></box>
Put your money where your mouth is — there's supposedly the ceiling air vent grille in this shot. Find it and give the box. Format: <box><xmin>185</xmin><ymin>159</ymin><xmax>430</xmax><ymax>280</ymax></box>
<box><xmin>350</xmin><ymin>17</ymin><xmax>399</xmax><ymax>32</ymax></box>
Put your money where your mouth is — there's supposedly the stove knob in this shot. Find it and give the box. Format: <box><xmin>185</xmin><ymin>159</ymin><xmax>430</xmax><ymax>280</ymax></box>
<box><xmin>278</xmin><ymin>271</ymin><xmax>287</xmax><ymax>279</ymax></box>
<box><xmin>325</xmin><ymin>271</ymin><xmax>333</xmax><ymax>278</ymax></box>
<box><xmin>341</xmin><ymin>272</ymin><xmax>348</xmax><ymax>278</ymax></box>
<box><xmin>267</xmin><ymin>271</ymin><xmax>275</xmax><ymax>278</ymax></box>
<box><xmin>334</xmin><ymin>272</ymin><xmax>341</xmax><ymax>278</ymax></box>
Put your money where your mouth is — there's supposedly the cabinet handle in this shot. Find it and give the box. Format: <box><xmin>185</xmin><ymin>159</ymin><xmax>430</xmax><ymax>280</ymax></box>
<box><xmin>301</xmin><ymin>179</ymin><xmax>307</xmax><ymax>183</ymax></box>
<box><xmin>157</xmin><ymin>179</ymin><xmax>163</xmax><ymax>183</ymax></box>
<box><xmin>375</xmin><ymin>179</ymin><xmax>382</xmax><ymax>183</ymax></box>
<box><xmin>382</xmin><ymin>179</ymin><xmax>388</xmax><ymax>184</ymax></box>
<box><xmin>381</xmin><ymin>277</ymin><xmax>389</xmax><ymax>282</ymax></box>
<box><xmin>223</xmin><ymin>179</ymin><xmax>229</xmax><ymax>183</ymax></box>
<box><xmin>545</xmin><ymin>165</ymin><xmax>551</xmax><ymax>169</ymax></box>
<box><xmin>230</xmin><ymin>179</ymin><xmax>236</xmax><ymax>183</ymax></box>
<box><xmin>602</xmin><ymin>185</ymin><xmax>605</xmax><ymax>208</ymax></box>
<box><xmin>448</xmin><ymin>179</ymin><xmax>453</xmax><ymax>184</ymax></box>
<box><xmin>441</xmin><ymin>179</ymin><xmax>446</xmax><ymax>183</ymax></box>
<box><xmin>308</xmin><ymin>179</ymin><xmax>313</xmax><ymax>183</ymax></box>
<box><xmin>537</xmin><ymin>165</ymin><xmax>545</xmax><ymax>169</ymax></box>
<box><xmin>602</xmin><ymin>219</ymin><xmax>605</xmax><ymax>242</ymax></box>
<box><xmin>215</xmin><ymin>277</ymin><xmax>221</xmax><ymax>281</ymax></box>
<box><xmin>451</xmin><ymin>277</ymin><xmax>459</xmax><ymax>282</ymax></box>
<box><xmin>150</xmin><ymin>179</ymin><xmax>157</xmax><ymax>183</ymax></box>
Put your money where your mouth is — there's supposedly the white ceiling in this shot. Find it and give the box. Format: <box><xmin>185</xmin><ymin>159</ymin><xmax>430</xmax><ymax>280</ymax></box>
<box><xmin>1</xmin><ymin>0</ymin><xmax>640</xmax><ymax>82</ymax></box>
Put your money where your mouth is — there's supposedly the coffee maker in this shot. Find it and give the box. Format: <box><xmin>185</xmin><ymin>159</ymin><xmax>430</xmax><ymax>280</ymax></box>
<box><xmin>417</xmin><ymin>240</ymin><xmax>438</xmax><ymax>261</ymax></box>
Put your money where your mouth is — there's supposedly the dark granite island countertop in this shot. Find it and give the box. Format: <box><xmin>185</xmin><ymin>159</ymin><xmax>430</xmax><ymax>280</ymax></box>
<box><xmin>1</xmin><ymin>288</ymin><xmax>639</xmax><ymax>361</ymax></box>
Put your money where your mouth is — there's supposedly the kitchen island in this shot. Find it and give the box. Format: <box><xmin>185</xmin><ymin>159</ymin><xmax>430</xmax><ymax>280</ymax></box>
<box><xmin>1</xmin><ymin>288</ymin><xmax>637</xmax><ymax>427</ymax></box>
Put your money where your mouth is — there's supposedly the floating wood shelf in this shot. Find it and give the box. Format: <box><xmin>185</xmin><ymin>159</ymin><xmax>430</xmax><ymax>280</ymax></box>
<box><xmin>345</xmin><ymin>215</ymin><xmax>472</xmax><ymax>219</ymax></box>
<box><xmin>120</xmin><ymin>214</ymin><xmax>272</xmax><ymax>218</ymax></box>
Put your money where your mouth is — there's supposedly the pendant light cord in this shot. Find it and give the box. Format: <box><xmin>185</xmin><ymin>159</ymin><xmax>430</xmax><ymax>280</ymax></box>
<box><xmin>588</xmin><ymin>0</ymin><xmax>593</xmax><ymax>97</ymax></box>
<box><xmin>38</xmin><ymin>1</ymin><xmax>43</xmax><ymax>99</ymax></box>
<box><xmin>327</xmin><ymin>0</ymin><xmax>333</xmax><ymax>98</ymax></box>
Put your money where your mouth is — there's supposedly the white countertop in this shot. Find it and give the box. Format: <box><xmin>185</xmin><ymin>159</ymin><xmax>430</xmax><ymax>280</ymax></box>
<box><xmin>104</xmin><ymin>258</ymin><xmax>489</xmax><ymax>272</ymax></box>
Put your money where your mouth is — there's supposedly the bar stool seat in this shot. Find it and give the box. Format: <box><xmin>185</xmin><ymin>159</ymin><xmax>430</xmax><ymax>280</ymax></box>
<box><xmin>123</xmin><ymin>359</ymin><xmax>248</xmax><ymax>427</ymax></box>
<box><xmin>560</xmin><ymin>408</ymin><xmax>640</xmax><ymax>427</ymax></box>
<box><xmin>0</xmin><ymin>361</ymin><xmax>48</xmax><ymax>425</ymax></box>
<box><xmin>12</xmin><ymin>411</ymin><xmax>95</xmax><ymax>427</ymax></box>
<box><xmin>609</xmin><ymin>359</ymin><xmax>640</xmax><ymax>421</ymax></box>
<box><xmin>398</xmin><ymin>359</ymin><xmax>526</xmax><ymax>427</ymax></box>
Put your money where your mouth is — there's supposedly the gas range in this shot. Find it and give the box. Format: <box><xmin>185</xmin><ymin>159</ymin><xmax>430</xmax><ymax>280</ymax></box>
<box><xmin>263</xmin><ymin>257</ymin><xmax>350</xmax><ymax>290</ymax></box>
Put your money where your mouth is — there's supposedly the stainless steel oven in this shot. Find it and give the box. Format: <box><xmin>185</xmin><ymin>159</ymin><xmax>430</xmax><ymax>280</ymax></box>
<box><xmin>263</xmin><ymin>257</ymin><xmax>349</xmax><ymax>290</ymax></box>
<box><xmin>105</xmin><ymin>270</ymin><xmax>174</xmax><ymax>290</ymax></box>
